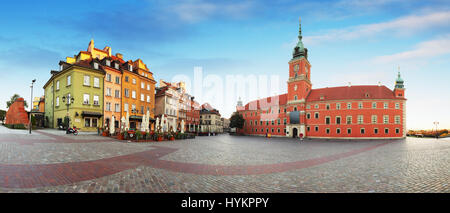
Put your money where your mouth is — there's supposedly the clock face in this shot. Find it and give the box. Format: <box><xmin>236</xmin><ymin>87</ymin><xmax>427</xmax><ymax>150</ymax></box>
<box><xmin>294</xmin><ymin>64</ymin><xmax>299</xmax><ymax>72</ymax></box>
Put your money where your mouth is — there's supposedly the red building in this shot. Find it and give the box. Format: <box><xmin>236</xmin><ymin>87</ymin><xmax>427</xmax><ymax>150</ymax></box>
<box><xmin>236</xmin><ymin>19</ymin><xmax>406</xmax><ymax>139</ymax></box>
<box><xmin>186</xmin><ymin>96</ymin><xmax>200</xmax><ymax>132</ymax></box>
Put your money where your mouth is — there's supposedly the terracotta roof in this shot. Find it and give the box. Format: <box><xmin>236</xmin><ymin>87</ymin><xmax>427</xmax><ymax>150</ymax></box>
<box><xmin>306</xmin><ymin>85</ymin><xmax>405</xmax><ymax>102</ymax></box>
<box><xmin>155</xmin><ymin>86</ymin><xmax>169</xmax><ymax>97</ymax></box>
<box><xmin>243</xmin><ymin>94</ymin><xmax>287</xmax><ymax>111</ymax></box>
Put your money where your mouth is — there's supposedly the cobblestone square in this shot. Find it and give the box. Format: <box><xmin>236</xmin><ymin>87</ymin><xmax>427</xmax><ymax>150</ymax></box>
<box><xmin>0</xmin><ymin>125</ymin><xmax>449</xmax><ymax>193</ymax></box>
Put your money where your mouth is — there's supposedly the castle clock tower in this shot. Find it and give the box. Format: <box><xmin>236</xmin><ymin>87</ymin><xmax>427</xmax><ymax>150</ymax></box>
<box><xmin>286</xmin><ymin>17</ymin><xmax>311</xmax><ymax>138</ymax></box>
<box><xmin>287</xmin><ymin>17</ymin><xmax>312</xmax><ymax>105</ymax></box>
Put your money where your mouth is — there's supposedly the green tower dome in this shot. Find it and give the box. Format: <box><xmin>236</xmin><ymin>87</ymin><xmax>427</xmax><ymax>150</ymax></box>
<box><xmin>292</xmin><ymin>17</ymin><xmax>308</xmax><ymax>60</ymax></box>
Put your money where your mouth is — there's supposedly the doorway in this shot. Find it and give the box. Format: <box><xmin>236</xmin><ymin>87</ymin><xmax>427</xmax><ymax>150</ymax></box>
<box><xmin>292</xmin><ymin>128</ymin><xmax>298</xmax><ymax>138</ymax></box>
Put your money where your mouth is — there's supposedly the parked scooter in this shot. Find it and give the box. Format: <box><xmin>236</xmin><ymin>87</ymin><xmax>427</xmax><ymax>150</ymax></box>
<box><xmin>66</xmin><ymin>126</ymin><xmax>78</xmax><ymax>135</ymax></box>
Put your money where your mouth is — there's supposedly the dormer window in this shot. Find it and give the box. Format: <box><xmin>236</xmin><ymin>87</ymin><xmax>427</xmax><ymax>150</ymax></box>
<box><xmin>60</xmin><ymin>65</ymin><xmax>63</xmax><ymax>71</ymax></box>
<box><xmin>114</xmin><ymin>63</ymin><xmax>119</xmax><ymax>69</ymax></box>
<box><xmin>93</xmin><ymin>62</ymin><xmax>99</xmax><ymax>69</ymax></box>
<box><xmin>106</xmin><ymin>60</ymin><xmax>111</xmax><ymax>66</ymax></box>
<box><xmin>129</xmin><ymin>65</ymin><xmax>133</xmax><ymax>71</ymax></box>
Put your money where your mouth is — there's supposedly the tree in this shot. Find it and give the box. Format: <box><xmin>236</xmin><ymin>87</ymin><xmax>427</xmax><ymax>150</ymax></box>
<box><xmin>0</xmin><ymin>109</ymin><xmax>6</xmax><ymax>123</ymax></box>
<box><xmin>6</xmin><ymin>94</ymin><xmax>28</xmax><ymax>108</ymax></box>
<box><xmin>230</xmin><ymin>112</ymin><xmax>245</xmax><ymax>129</ymax></box>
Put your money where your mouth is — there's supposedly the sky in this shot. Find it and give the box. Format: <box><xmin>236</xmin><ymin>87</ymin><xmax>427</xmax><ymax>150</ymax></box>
<box><xmin>0</xmin><ymin>0</ymin><xmax>449</xmax><ymax>130</ymax></box>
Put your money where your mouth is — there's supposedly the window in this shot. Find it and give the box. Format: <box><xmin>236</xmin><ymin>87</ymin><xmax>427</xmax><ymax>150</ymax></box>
<box><xmin>395</xmin><ymin>115</ymin><xmax>401</xmax><ymax>124</ymax></box>
<box><xmin>336</xmin><ymin>103</ymin><xmax>341</xmax><ymax>110</ymax></box>
<box><xmin>314</xmin><ymin>112</ymin><xmax>319</xmax><ymax>119</ymax></box>
<box><xmin>357</xmin><ymin>115</ymin><xmax>363</xmax><ymax>124</ymax></box>
<box><xmin>56</xmin><ymin>96</ymin><xmax>59</xmax><ymax>106</ymax></box>
<box><xmin>106</xmin><ymin>102</ymin><xmax>111</xmax><ymax>111</ymax></box>
<box><xmin>278</xmin><ymin>118</ymin><xmax>280</xmax><ymax>125</ymax></box>
<box><xmin>374</xmin><ymin>128</ymin><xmax>379</xmax><ymax>134</ymax></box>
<box><xmin>93</xmin><ymin>95</ymin><xmax>99</xmax><ymax>106</ymax></box>
<box><xmin>56</xmin><ymin>81</ymin><xmax>60</xmax><ymax>90</ymax></box>
<box><xmin>315</xmin><ymin>126</ymin><xmax>319</xmax><ymax>132</ymax></box>
<box><xmin>277</xmin><ymin>128</ymin><xmax>280</xmax><ymax>133</ymax></box>
<box><xmin>106</xmin><ymin>88</ymin><xmax>112</xmax><ymax>96</ymax></box>
<box><xmin>116</xmin><ymin>76</ymin><xmax>120</xmax><ymax>84</ymax></box>
<box><xmin>346</xmin><ymin>116</ymin><xmax>352</xmax><ymax>124</ymax></box>
<box><xmin>326</xmin><ymin>104</ymin><xmax>330</xmax><ymax>110</ymax></box>
<box><xmin>336</xmin><ymin>128</ymin><xmax>341</xmax><ymax>134</ymax></box>
<box><xmin>384</xmin><ymin>102</ymin><xmax>388</xmax><ymax>109</ymax></box>
<box><xmin>325</xmin><ymin>116</ymin><xmax>330</xmax><ymax>124</ymax></box>
<box><xmin>84</xmin><ymin>75</ymin><xmax>90</xmax><ymax>86</ymax></box>
<box><xmin>307</xmin><ymin>126</ymin><xmax>310</xmax><ymax>132</ymax></box>
<box><xmin>132</xmin><ymin>90</ymin><xmax>136</xmax><ymax>99</ymax></box>
<box><xmin>85</xmin><ymin>118</ymin><xmax>91</xmax><ymax>127</ymax></box>
<box><xmin>147</xmin><ymin>95</ymin><xmax>150</xmax><ymax>102</ymax></box>
<box><xmin>92</xmin><ymin>118</ymin><xmax>97</xmax><ymax>127</ymax></box>
<box><xmin>307</xmin><ymin>113</ymin><xmax>311</xmax><ymax>119</ymax></box>
<box><xmin>67</xmin><ymin>75</ymin><xmax>71</xmax><ymax>86</ymax></box>
<box><xmin>141</xmin><ymin>82</ymin><xmax>145</xmax><ymax>89</ymax></box>
<box><xmin>132</xmin><ymin>104</ymin><xmax>136</xmax><ymax>112</ymax></box>
<box><xmin>94</xmin><ymin>62</ymin><xmax>99</xmax><ymax>69</ymax></box>
<box><xmin>372</xmin><ymin>102</ymin><xmax>377</xmax><ymax>109</ymax></box>
<box><xmin>383</xmin><ymin>115</ymin><xmax>389</xmax><ymax>124</ymax></box>
<box><xmin>294</xmin><ymin>107</ymin><xmax>297</xmax><ymax>111</ymax></box>
<box><xmin>396</xmin><ymin>128</ymin><xmax>400</xmax><ymax>134</ymax></box>
<box><xmin>306</xmin><ymin>105</ymin><xmax>311</xmax><ymax>109</ymax></box>
<box><xmin>132</xmin><ymin>78</ymin><xmax>136</xmax><ymax>84</ymax></box>
<box><xmin>283</xmin><ymin>118</ymin><xmax>287</xmax><ymax>125</ymax></box>
<box><xmin>147</xmin><ymin>84</ymin><xmax>150</xmax><ymax>90</ymax></box>
<box><xmin>315</xmin><ymin>104</ymin><xmax>319</xmax><ymax>109</ymax></box>
<box><xmin>294</xmin><ymin>95</ymin><xmax>297</xmax><ymax>100</ymax></box>
<box><xmin>129</xmin><ymin>65</ymin><xmax>133</xmax><ymax>71</ymax></box>
<box><xmin>284</xmin><ymin>128</ymin><xmax>287</xmax><ymax>133</ymax></box>
<box><xmin>385</xmin><ymin>128</ymin><xmax>389</xmax><ymax>134</ymax></box>
<box><xmin>395</xmin><ymin>103</ymin><xmax>400</xmax><ymax>109</ymax></box>
<box><xmin>124</xmin><ymin>103</ymin><xmax>128</xmax><ymax>112</ymax></box>
<box><xmin>115</xmin><ymin>104</ymin><xmax>120</xmax><ymax>112</ymax></box>
<box><xmin>115</xmin><ymin>90</ymin><xmax>120</xmax><ymax>98</ymax></box>
<box><xmin>347</xmin><ymin>103</ymin><xmax>352</xmax><ymax>109</ymax></box>
<box><xmin>271</xmin><ymin>128</ymin><xmax>274</xmax><ymax>133</ymax></box>
<box><xmin>125</xmin><ymin>76</ymin><xmax>129</xmax><ymax>82</ymax></box>
<box><xmin>347</xmin><ymin>128</ymin><xmax>352</xmax><ymax>134</ymax></box>
<box><xmin>106</xmin><ymin>60</ymin><xmax>111</xmax><ymax>66</ymax></box>
<box><xmin>106</xmin><ymin>74</ymin><xmax>111</xmax><ymax>82</ymax></box>
<box><xmin>114</xmin><ymin>63</ymin><xmax>119</xmax><ymax>69</ymax></box>
<box><xmin>141</xmin><ymin>94</ymin><xmax>144</xmax><ymax>101</ymax></box>
<box><xmin>141</xmin><ymin>106</ymin><xmax>144</xmax><ymax>114</ymax></box>
<box><xmin>372</xmin><ymin>115</ymin><xmax>377</xmax><ymax>124</ymax></box>
<box><xmin>336</xmin><ymin>116</ymin><xmax>341</xmax><ymax>124</ymax></box>
<box><xmin>358</xmin><ymin>102</ymin><xmax>363</xmax><ymax>109</ymax></box>
<box><xmin>83</xmin><ymin>94</ymin><xmax>90</xmax><ymax>104</ymax></box>
<box><xmin>326</xmin><ymin>128</ymin><xmax>330</xmax><ymax>134</ymax></box>
<box><xmin>94</xmin><ymin>77</ymin><xmax>100</xmax><ymax>88</ymax></box>
<box><xmin>124</xmin><ymin>89</ymin><xmax>129</xmax><ymax>97</ymax></box>
<box><xmin>360</xmin><ymin>128</ymin><xmax>365</xmax><ymax>134</ymax></box>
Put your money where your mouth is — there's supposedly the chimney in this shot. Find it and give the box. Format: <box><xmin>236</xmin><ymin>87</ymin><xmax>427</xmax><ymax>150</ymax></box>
<box><xmin>378</xmin><ymin>81</ymin><xmax>381</xmax><ymax>86</ymax></box>
<box><xmin>115</xmin><ymin>53</ymin><xmax>123</xmax><ymax>59</ymax></box>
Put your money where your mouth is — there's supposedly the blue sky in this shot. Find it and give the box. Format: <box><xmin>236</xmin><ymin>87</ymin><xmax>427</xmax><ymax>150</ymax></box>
<box><xmin>0</xmin><ymin>0</ymin><xmax>449</xmax><ymax>129</ymax></box>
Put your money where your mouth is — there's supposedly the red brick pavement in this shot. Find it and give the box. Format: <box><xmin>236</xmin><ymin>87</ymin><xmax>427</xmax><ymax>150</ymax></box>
<box><xmin>0</xmin><ymin>142</ymin><xmax>391</xmax><ymax>188</ymax></box>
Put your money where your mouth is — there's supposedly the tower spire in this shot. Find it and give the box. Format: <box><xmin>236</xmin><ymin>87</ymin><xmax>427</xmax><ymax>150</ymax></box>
<box><xmin>298</xmin><ymin>17</ymin><xmax>302</xmax><ymax>40</ymax></box>
<box><xmin>292</xmin><ymin>16</ymin><xmax>307</xmax><ymax>60</ymax></box>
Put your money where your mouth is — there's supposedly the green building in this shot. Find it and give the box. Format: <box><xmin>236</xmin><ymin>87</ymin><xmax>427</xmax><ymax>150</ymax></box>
<box><xmin>44</xmin><ymin>59</ymin><xmax>105</xmax><ymax>131</ymax></box>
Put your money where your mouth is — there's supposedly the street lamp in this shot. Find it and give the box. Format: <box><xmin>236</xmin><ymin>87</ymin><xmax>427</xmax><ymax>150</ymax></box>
<box><xmin>62</xmin><ymin>94</ymin><xmax>74</xmax><ymax>128</ymax></box>
<box><xmin>433</xmin><ymin>121</ymin><xmax>439</xmax><ymax>139</ymax></box>
<box><xmin>29</xmin><ymin>79</ymin><xmax>36</xmax><ymax>134</ymax></box>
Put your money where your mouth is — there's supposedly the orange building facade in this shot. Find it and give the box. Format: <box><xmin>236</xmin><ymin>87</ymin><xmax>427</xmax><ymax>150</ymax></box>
<box><xmin>236</xmin><ymin>19</ymin><xmax>406</xmax><ymax>139</ymax></box>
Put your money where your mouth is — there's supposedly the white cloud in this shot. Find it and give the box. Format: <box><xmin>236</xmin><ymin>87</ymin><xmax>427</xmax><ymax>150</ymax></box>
<box><xmin>304</xmin><ymin>11</ymin><xmax>450</xmax><ymax>45</ymax></box>
<box><xmin>373</xmin><ymin>36</ymin><xmax>450</xmax><ymax>63</ymax></box>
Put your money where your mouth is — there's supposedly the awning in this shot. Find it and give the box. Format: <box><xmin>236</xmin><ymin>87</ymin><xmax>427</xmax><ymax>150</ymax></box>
<box><xmin>82</xmin><ymin>111</ymin><xmax>103</xmax><ymax>118</ymax></box>
<box><xmin>129</xmin><ymin>115</ymin><xmax>142</xmax><ymax>120</ymax></box>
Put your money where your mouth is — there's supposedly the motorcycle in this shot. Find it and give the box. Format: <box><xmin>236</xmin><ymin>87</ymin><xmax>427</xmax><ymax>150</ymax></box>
<box><xmin>66</xmin><ymin>126</ymin><xmax>78</xmax><ymax>135</ymax></box>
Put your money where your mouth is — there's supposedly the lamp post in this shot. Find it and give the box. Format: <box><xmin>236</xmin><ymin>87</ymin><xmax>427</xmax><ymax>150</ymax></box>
<box><xmin>62</xmin><ymin>94</ymin><xmax>74</xmax><ymax>128</ymax></box>
<box><xmin>433</xmin><ymin>121</ymin><xmax>439</xmax><ymax>139</ymax></box>
<box><xmin>29</xmin><ymin>79</ymin><xmax>36</xmax><ymax>134</ymax></box>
